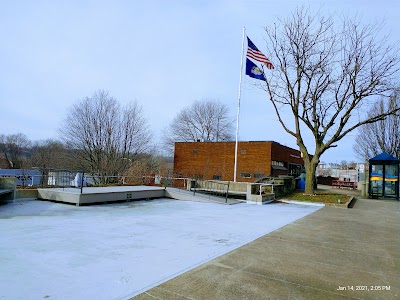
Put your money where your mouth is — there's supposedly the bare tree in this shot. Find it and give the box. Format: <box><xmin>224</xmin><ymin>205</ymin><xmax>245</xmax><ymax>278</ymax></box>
<box><xmin>60</xmin><ymin>90</ymin><xmax>152</xmax><ymax>180</ymax></box>
<box><xmin>0</xmin><ymin>133</ymin><xmax>31</xmax><ymax>169</ymax></box>
<box><xmin>125</xmin><ymin>146</ymin><xmax>172</xmax><ymax>185</ymax></box>
<box><xmin>354</xmin><ymin>90</ymin><xmax>400</xmax><ymax>160</ymax></box>
<box><xmin>164</xmin><ymin>99</ymin><xmax>234</xmax><ymax>151</ymax></box>
<box><xmin>263</xmin><ymin>7</ymin><xmax>400</xmax><ymax>194</ymax></box>
<box><xmin>29</xmin><ymin>139</ymin><xmax>76</xmax><ymax>169</ymax></box>
<box><xmin>340</xmin><ymin>160</ymin><xmax>348</xmax><ymax>169</ymax></box>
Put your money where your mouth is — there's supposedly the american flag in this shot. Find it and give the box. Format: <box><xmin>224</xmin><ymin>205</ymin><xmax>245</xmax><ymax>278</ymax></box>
<box><xmin>246</xmin><ymin>36</ymin><xmax>274</xmax><ymax>70</ymax></box>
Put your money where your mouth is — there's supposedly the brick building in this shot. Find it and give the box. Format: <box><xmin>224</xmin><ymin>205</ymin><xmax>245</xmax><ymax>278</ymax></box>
<box><xmin>173</xmin><ymin>141</ymin><xmax>306</xmax><ymax>182</ymax></box>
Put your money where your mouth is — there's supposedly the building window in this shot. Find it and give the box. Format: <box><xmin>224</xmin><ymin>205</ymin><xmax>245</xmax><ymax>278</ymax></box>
<box><xmin>254</xmin><ymin>173</ymin><xmax>265</xmax><ymax>179</ymax></box>
<box><xmin>241</xmin><ymin>172</ymin><xmax>251</xmax><ymax>178</ymax></box>
<box><xmin>213</xmin><ymin>175</ymin><xmax>222</xmax><ymax>180</ymax></box>
<box><xmin>193</xmin><ymin>150</ymin><xmax>198</xmax><ymax>154</ymax></box>
<box><xmin>241</xmin><ymin>150</ymin><xmax>247</xmax><ymax>154</ymax></box>
<box><xmin>271</xmin><ymin>160</ymin><xmax>285</xmax><ymax>167</ymax></box>
<box><xmin>288</xmin><ymin>163</ymin><xmax>303</xmax><ymax>177</ymax></box>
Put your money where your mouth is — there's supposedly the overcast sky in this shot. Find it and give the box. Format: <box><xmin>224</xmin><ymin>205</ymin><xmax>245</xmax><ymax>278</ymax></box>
<box><xmin>1</xmin><ymin>0</ymin><xmax>399</xmax><ymax>163</ymax></box>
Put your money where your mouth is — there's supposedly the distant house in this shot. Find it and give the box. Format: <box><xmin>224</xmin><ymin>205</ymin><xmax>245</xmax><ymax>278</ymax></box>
<box><xmin>0</xmin><ymin>169</ymin><xmax>41</xmax><ymax>186</ymax></box>
<box><xmin>173</xmin><ymin>141</ymin><xmax>307</xmax><ymax>182</ymax></box>
<box><xmin>317</xmin><ymin>162</ymin><xmax>361</xmax><ymax>182</ymax></box>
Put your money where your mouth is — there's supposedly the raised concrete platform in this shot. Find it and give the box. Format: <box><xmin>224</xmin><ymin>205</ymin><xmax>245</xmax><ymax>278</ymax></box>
<box><xmin>37</xmin><ymin>186</ymin><xmax>242</xmax><ymax>206</ymax></box>
<box><xmin>37</xmin><ymin>186</ymin><xmax>165</xmax><ymax>205</ymax></box>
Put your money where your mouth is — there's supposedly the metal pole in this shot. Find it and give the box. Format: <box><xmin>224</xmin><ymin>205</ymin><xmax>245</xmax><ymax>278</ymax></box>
<box><xmin>41</xmin><ymin>167</ymin><xmax>44</xmax><ymax>188</ymax></box>
<box><xmin>234</xmin><ymin>27</ymin><xmax>246</xmax><ymax>183</ymax></box>
<box><xmin>164</xmin><ymin>170</ymin><xmax>169</xmax><ymax>189</ymax></box>
<box><xmin>80</xmin><ymin>170</ymin><xmax>84</xmax><ymax>194</ymax></box>
<box><xmin>225</xmin><ymin>181</ymin><xmax>230</xmax><ymax>203</ymax></box>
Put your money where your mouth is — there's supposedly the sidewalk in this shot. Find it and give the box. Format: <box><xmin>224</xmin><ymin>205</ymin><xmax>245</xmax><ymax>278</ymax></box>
<box><xmin>317</xmin><ymin>184</ymin><xmax>362</xmax><ymax>197</ymax></box>
<box><xmin>131</xmin><ymin>197</ymin><xmax>400</xmax><ymax>300</ymax></box>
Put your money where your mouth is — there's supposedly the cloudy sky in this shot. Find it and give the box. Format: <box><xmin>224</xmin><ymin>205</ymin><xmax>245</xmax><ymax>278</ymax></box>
<box><xmin>1</xmin><ymin>0</ymin><xmax>399</xmax><ymax>163</ymax></box>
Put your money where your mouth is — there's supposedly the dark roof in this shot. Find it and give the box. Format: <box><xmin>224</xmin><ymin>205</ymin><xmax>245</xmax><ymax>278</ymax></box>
<box><xmin>271</xmin><ymin>165</ymin><xmax>288</xmax><ymax>171</ymax></box>
<box><xmin>369</xmin><ymin>152</ymin><xmax>399</xmax><ymax>164</ymax></box>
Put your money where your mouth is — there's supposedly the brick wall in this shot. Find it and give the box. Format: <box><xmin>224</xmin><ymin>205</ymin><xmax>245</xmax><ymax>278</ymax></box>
<box><xmin>270</xmin><ymin>142</ymin><xmax>303</xmax><ymax>163</ymax></box>
<box><xmin>174</xmin><ymin>141</ymin><xmax>305</xmax><ymax>182</ymax></box>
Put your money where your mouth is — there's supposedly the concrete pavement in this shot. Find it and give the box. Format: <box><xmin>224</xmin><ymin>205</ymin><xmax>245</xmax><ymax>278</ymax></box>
<box><xmin>131</xmin><ymin>198</ymin><xmax>400</xmax><ymax>300</ymax></box>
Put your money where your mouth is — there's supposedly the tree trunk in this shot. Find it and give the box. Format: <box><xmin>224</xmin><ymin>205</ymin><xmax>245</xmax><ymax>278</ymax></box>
<box><xmin>304</xmin><ymin>158</ymin><xmax>319</xmax><ymax>195</ymax></box>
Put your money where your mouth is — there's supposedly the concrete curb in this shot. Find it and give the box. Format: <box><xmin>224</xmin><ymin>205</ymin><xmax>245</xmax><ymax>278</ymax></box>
<box><xmin>324</xmin><ymin>196</ymin><xmax>357</xmax><ymax>208</ymax></box>
<box><xmin>280</xmin><ymin>196</ymin><xmax>357</xmax><ymax>209</ymax></box>
<box><xmin>279</xmin><ymin>200</ymin><xmax>325</xmax><ymax>207</ymax></box>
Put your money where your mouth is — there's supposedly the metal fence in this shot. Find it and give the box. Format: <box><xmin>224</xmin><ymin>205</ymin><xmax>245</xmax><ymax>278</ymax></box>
<box><xmin>0</xmin><ymin>168</ymin><xmax>86</xmax><ymax>191</ymax></box>
<box><xmin>1</xmin><ymin>168</ymin><xmax>230</xmax><ymax>201</ymax></box>
<box><xmin>0</xmin><ymin>168</ymin><xmax>186</xmax><ymax>188</ymax></box>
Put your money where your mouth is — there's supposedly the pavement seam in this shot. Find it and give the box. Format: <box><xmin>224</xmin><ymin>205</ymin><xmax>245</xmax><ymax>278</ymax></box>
<box><xmin>240</xmin><ymin>240</ymin><xmax>400</xmax><ymax>279</ymax></box>
<box><xmin>267</xmin><ymin>230</ymin><xmax>400</xmax><ymax>245</ymax></box>
<box><xmin>149</xmin><ymin>287</ymin><xmax>197</xmax><ymax>300</ymax></box>
<box><xmin>282</xmin><ymin>222</ymin><xmax>400</xmax><ymax>235</ymax></box>
<box><xmin>142</xmin><ymin>291</ymin><xmax>164</xmax><ymax>300</ymax></box>
<box><xmin>263</xmin><ymin>236</ymin><xmax>400</xmax><ymax>262</ymax></box>
<box><xmin>239</xmin><ymin>268</ymin><xmax>364</xmax><ymax>300</ymax></box>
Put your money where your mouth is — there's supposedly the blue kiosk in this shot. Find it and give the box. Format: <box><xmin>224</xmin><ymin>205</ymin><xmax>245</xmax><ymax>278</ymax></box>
<box><xmin>368</xmin><ymin>152</ymin><xmax>399</xmax><ymax>200</ymax></box>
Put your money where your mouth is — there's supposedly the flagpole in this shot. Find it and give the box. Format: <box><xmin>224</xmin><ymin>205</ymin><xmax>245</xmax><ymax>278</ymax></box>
<box><xmin>234</xmin><ymin>27</ymin><xmax>246</xmax><ymax>183</ymax></box>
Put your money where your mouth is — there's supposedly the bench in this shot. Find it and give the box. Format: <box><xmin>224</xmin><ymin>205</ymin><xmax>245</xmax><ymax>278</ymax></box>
<box><xmin>0</xmin><ymin>188</ymin><xmax>14</xmax><ymax>201</ymax></box>
<box><xmin>0</xmin><ymin>189</ymin><xmax>13</xmax><ymax>195</ymax></box>
<box><xmin>0</xmin><ymin>177</ymin><xmax>17</xmax><ymax>201</ymax></box>
<box><xmin>332</xmin><ymin>180</ymin><xmax>357</xmax><ymax>189</ymax></box>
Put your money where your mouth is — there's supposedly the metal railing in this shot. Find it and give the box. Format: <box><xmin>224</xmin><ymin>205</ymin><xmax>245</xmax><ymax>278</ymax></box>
<box><xmin>190</xmin><ymin>179</ymin><xmax>231</xmax><ymax>203</ymax></box>
<box><xmin>0</xmin><ymin>168</ymin><xmax>86</xmax><ymax>192</ymax></box>
<box><xmin>2</xmin><ymin>169</ymin><xmax>236</xmax><ymax>200</ymax></box>
<box><xmin>41</xmin><ymin>168</ymin><xmax>86</xmax><ymax>193</ymax></box>
<box><xmin>258</xmin><ymin>183</ymin><xmax>274</xmax><ymax>195</ymax></box>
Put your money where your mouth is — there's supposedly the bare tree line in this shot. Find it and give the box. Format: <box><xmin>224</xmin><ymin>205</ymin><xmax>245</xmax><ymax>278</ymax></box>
<box><xmin>0</xmin><ymin>135</ymin><xmax>79</xmax><ymax>170</ymax></box>
<box><xmin>3</xmin><ymin>5</ymin><xmax>400</xmax><ymax>192</ymax></box>
<box><xmin>0</xmin><ymin>91</ymin><xmax>235</xmax><ymax>182</ymax></box>
<box><xmin>0</xmin><ymin>133</ymin><xmax>31</xmax><ymax>169</ymax></box>
<box><xmin>354</xmin><ymin>90</ymin><xmax>400</xmax><ymax>160</ymax></box>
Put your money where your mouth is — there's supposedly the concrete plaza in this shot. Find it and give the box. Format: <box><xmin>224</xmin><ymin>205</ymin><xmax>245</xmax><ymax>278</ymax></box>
<box><xmin>132</xmin><ymin>198</ymin><xmax>400</xmax><ymax>300</ymax></box>
<box><xmin>0</xmin><ymin>197</ymin><xmax>320</xmax><ymax>300</ymax></box>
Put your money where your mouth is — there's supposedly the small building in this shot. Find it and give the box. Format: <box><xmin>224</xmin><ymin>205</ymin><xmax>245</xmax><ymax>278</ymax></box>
<box><xmin>0</xmin><ymin>169</ymin><xmax>41</xmax><ymax>186</ymax></box>
<box><xmin>368</xmin><ymin>152</ymin><xmax>399</xmax><ymax>199</ymax></box>
<box><xmin>173</xmin><ymin>141</ymin><xmax>306</xmax><ymax>182</ymax></box>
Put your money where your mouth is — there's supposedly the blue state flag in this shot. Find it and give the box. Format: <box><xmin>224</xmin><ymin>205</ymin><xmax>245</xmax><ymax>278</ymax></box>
<box><xmin>245</xmin><ymin>58</ymin><xmax>266</xmax><ymax>81</ymax></box>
